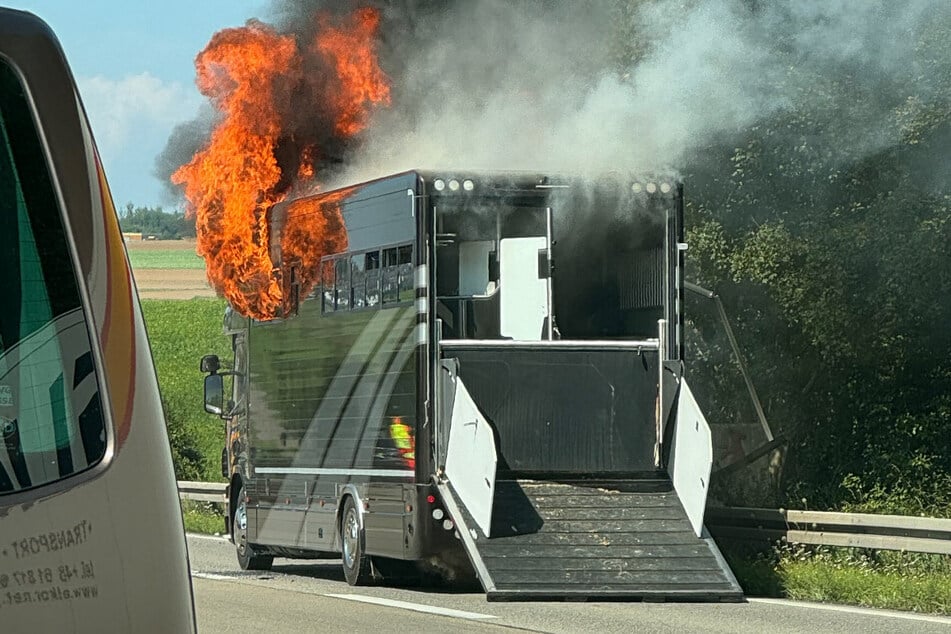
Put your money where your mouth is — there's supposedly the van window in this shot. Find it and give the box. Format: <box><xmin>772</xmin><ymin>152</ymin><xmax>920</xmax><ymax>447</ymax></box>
<box><xmin>0</xmin><ymin>60</ymin><xmax>107</xmax><ymax>494</ymax></box>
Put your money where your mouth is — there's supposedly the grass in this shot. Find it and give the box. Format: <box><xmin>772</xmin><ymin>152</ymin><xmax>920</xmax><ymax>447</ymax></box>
<box><xmin>181</xmin><ymin>500</ymin><xmax>226</xmax><ymax>535</ymax></box>
<box><xmin>128</xmin><ymin>249</ymin><xmax>206</xmax><ymax>269</ymax></box>
<box><xmin>140</xmin><ymin>297</ymin><xmax>231</xmax><ymax>481</ymax></box>
<box><xmin>721</xmin><ymin>541</ymin><xmax>951</xmax><ymax>616</ymax></box>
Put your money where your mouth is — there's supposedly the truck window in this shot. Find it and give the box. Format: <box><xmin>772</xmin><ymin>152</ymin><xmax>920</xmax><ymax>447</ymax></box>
<box><xmin>0</xmin><ymin>59</ymin><xmax>107</xmax><ymax>494</ymax></box>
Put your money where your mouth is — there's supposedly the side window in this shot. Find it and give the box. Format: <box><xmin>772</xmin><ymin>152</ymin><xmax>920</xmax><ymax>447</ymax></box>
<box><xmin>350</xmin><ymin>253</ymin><xmax>366</xmax><ymax>309</ymax></box>
<box><xmin>320</xmin><ymin>259</ymin><xmax>335</xmax><ymax>313</ymax></box>
<box><xmin>365</xmin><ymin>250</ymin><xmax>381</xmax><ymax>307</ymax></box>
<box><xmin>382</xmin><ymin>243</ymin><xmax>414</xmax><ymax>305</ymax></box>
<box><xmin>0</xmin><ymin>60</ymin><xmax>107</xmax><ymax>494</ymax></box>
<box><xmin>382</xmin><ymin>247</ymin><xmax>400</xmax><ymax>305</ymax></box>
<box><xmin>398</xmin><ymin>244</ymin><xmax>414</xmax><ymax>302</ymax></box>
<box><xmin>334</xmin><ymin>257</ymin><xmax>350</xmax><ymax>311</ymax></box>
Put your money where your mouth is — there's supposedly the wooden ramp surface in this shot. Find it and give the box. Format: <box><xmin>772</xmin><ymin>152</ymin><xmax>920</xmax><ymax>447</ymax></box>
<box><xmin>439</xmin><ymin>479</ymin><xmax>744</xmax><ymax>602</ymax></box>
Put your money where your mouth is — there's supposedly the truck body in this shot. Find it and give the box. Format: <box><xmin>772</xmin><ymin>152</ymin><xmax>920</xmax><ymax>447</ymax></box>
<box><xmin>202</xmin><ymin>170</ymin><xmax>742</xmax><ymax>600</ymax></box>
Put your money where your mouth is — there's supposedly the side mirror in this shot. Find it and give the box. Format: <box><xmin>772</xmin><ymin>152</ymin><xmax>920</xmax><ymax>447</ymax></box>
<box><xmin>200</xmin><ymin>354</ymin><xmax>220</xmax><ymax>374</ymax></box>
<box><xmin>204</xmin><ymin>373</ymin><xmax>224</xmax><ymax>415</ymax></box>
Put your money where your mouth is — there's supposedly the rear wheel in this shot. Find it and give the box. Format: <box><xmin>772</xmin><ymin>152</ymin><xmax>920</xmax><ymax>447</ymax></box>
<box><xmin>341</xmin><ymin>497</ymin><xmax>372</xmax><ymax>585</ymax></box>
<box><xmin>234</xmin><ymin>485</ymin><xmax>273</xmax><ymax>571</ymax></box>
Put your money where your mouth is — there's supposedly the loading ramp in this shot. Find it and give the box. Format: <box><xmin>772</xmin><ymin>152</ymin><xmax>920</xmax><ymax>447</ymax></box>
<box><xmin>437</xmin><ymin>477</ymin><xmax>743</xmax><ymax>601</ymax></box>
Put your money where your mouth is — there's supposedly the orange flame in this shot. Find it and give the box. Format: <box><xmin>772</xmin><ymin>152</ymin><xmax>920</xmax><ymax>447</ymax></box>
<box><xmin>173</xmin><ymin>9</ymin><xmax>390</xmax><ymax>320</ymax></box>
<box><xmin>315</xmin><ymin>8</ymin><xmax>392</xmax><ymax>136</ymax></box>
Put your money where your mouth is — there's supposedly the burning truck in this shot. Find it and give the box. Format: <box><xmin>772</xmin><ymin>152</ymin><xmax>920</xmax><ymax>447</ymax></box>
<box><xmin>177</xmin><ymin>4</ymin><xmax>740</xmax><ymax>600</ymax></box>
<box><xmin>199</xmin><ymin>170</ymin><xmax>743</xmax><ymax>600</ymax></box>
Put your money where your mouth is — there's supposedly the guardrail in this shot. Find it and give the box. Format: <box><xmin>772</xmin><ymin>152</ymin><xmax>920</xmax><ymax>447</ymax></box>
<box><xmin>706</xmin><ymin>507</ymin><xmax>951</xmax><ymax>555</ymax></box>
<box><xmin>175</xmin><ymin>482</ymin><xmax>951</xmax><ymax>555</ymax></box>
<box><xmin>178</xmin><ymin>480</ymin><xmax>226</xmax><ymax>504</ymax></box>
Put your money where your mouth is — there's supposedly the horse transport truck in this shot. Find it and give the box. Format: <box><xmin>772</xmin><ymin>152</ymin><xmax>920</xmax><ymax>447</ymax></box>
<box><xmin>200</xmin><ymin>170</ymin><xmax>742</xmax><ymax>601</ymax></box>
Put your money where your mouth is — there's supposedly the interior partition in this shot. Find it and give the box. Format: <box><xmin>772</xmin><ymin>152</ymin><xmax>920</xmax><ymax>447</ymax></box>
<box><xmin>441</xmin><ymin>346</ymin><xmax>659</xmax><ymax>477</ymax></box>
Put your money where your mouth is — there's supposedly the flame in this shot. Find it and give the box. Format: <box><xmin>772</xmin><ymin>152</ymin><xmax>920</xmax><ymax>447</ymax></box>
<box><xmin>314</xmin><ymin>8</ymin><xmax>392</xmax><ymax>136</ymax></box>
<box><xmin>278</xmin><ymin>189</ymin><xmax>350</xmax><ymax>303</ymax></box>
<box><xmin>173</xmin><ymin>9</ymin><xmax>390</xmax><ymax>320</ymax></box>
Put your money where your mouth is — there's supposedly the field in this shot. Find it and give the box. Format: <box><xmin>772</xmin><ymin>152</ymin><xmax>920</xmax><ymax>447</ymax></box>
<box><xmin>126</xmin><ymin>239</ymin><xmax>216</xmax><ymax>300</ymax></box>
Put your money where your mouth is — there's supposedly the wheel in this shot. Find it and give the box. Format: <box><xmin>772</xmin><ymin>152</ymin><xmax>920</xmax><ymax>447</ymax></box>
<box><xmin>233</xmin><ymin>485</ymin><xmax>273</xmax><ymax>571</ymax></box>
<box><xmin>341</xmin><ymin>496</ymin><xmax>372</xmax><ymax>585</ymax></box>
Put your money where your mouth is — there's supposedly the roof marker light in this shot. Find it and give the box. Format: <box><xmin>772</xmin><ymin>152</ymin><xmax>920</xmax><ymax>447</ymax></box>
<box><xmin>631</xmin><ymin>183</ymin><xmax>643</xmax><ymax>193</ymax></box>
<box><xmin>463</xmin><ymin>179</ymin><xmax>475</xmax><ymax>191</ymax></box>
<box><xmin>434</xmin><ymin>179</ymin><xmax>446</xmax><ymax>191</ymax></box>
<box><xmin>660</xmin><ymin>182</ymin><xmax>672</xmax><ymax>194</ymax></box>
<box><xmin>646</xmin><ymin>182</ymin><xmax>658</xmax><ymax>194</ymax></box>
<box><xmin>448</xmin><ymin>179</ymin><xmax>460</xmax><ymax>191</ymax></box>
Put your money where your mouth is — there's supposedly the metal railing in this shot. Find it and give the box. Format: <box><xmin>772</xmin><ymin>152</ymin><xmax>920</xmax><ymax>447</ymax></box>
<box><xmin>178</xmin><ymin>480</ymin><xmax>226</xmax><ymax>504</ymax></box>
<box><xmin>706</xmin><ymin>506</ymin><xmax>951</xmax><ymax>555</ymax></box>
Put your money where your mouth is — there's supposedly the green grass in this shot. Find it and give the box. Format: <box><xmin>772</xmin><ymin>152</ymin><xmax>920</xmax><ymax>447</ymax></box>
<box><xmin>781</xmin><ymin>559</ymin><xmax>951</xmax><ymax>614</ymax></box>
<box><xmin>181</xmin><ymin>500</ymin><xmax>226</xmax><ymax>535</ymax></box>
<box><xmin>128</xmin><ymin>249</ymin><xmax>206</xmax><ymax>269</ymax></box>
<box><xmin>722</xmin><ymin>542</ymin><xmax>951</xmax><ymax>616</ymax></box>
<box><xmin>140</xmin><ymin>298</ymin><xmax>231</xmax><ymax>481</ymax></box>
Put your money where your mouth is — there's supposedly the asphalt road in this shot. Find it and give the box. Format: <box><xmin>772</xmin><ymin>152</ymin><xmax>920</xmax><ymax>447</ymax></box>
<box><xmin>187</xmin><ymin>534</ymin><xmax>951</xmax><ymax>634</ymax></box>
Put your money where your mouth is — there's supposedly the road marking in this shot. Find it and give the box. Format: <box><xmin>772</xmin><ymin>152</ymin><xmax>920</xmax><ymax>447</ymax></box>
<box><xmin>192</xmin><ymin>572</ymin><xmax>238</xmax><ymax>581</ymax></box>
<box><xmin>748</xmin><ymin>598</ymin><xmax>951</xmax><ymax>625</ymax></box>
<box><xmin>324</xmin><ymin>593</ymin><xmax>496</xmax><ymax>621</ymax></box>
<box><xmin>187</xmin><ymin>533</ymin><xmax>229</xmax><ymax>542</ymax></box>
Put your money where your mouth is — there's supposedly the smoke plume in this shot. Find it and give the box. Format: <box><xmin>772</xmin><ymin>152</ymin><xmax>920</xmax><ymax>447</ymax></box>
<box><xmin>159</xmin><ymin>0</ymin><xmax>948</xmax><ymax>198</ymax></box>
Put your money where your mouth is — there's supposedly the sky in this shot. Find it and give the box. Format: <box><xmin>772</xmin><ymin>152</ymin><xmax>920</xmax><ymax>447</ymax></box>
<box><xmin>8</xmin><ymin>1</ymin><xmax>270</xmax><ymax>210</ymax></box>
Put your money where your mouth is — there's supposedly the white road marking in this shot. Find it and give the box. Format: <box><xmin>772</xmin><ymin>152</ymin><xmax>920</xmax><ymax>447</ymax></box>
<box><xmin>192</xmin><ymin>572</ymin><xmax>238</xmax><ymax>581</ymax></box>
<box><xmin>187</xmin><ymin>533</ymin><xmax>229</xmax><ymax>542</ymax></box>
<box><xmin>324</xmin><ymin>593</ymin><xmax>496</xmax><ymax>621</ymax></box>
<box><xmin>748</xmin><ymin>597</ymin><xmax>951</xmax><ymax>625</ymax></box>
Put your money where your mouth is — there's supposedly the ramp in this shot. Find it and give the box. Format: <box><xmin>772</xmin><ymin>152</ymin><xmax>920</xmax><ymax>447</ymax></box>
<box><xmin>437</xmin><ymin>478</ymin><xmax>743</xmax><ymax>601</ymax></box>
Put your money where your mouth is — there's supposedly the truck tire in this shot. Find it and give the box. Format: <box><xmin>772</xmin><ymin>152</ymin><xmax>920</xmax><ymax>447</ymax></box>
<box><xmin>234</xmin><ymin>484</ymin><xmax>273</xmax><ymax>571</ymax></box>
<box><xmin>341</xmin><ymin>496</ymin><xmax>372</xmax><ymax>585</ymax></box>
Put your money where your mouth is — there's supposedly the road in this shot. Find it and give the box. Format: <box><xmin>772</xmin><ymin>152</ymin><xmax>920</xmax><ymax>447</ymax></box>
<box><xmin>187</xmin><ymin>534</ymin><xmax>951</xmax><ymax>633</ymax></box>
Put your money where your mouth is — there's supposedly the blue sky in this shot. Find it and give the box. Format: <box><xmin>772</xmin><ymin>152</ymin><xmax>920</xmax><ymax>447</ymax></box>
<box><xmin>8</xmin><ymin>1</ymin><xmax>270</xmax><ymax>210</ymax></box>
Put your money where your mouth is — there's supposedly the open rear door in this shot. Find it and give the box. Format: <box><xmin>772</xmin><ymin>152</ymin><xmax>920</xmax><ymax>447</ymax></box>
<box><xmin>667</xmin><ymin>379</ymin><xmax>713</xmax><ymax>537</ymax></box>
<box><xmin>442</xmin><ymin>370</ymin><xmax>497</xmax><ymax>536</ymax></box>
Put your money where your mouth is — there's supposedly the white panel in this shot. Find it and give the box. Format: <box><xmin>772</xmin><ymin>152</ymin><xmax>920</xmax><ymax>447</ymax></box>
<box><xmin>444</xmin><ymin>378</ymin><xmax>497</xmax><ymax>537</ymax></box>
<box><xmin>458</xmin><ymin>241</ymin><xmax>494</xmax><ymax>296</ymax></box>
<box><xmin>667</xmin><ymin>379</ymin><xmax>713</xmax><ymax>537</ymax></box>
<box><xmin>499</xmin><ymin>237</ymin><xmax>548</xmax><ymax>340</ymax></box>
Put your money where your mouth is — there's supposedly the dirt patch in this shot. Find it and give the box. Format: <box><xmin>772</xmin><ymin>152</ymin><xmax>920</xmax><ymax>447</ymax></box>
<box><xmin>125</xmin><ymin>238</ymin><xmax>198</xmax><ymax>251</ymax></box>
<box><xmin>133</xmin><ymin>268</ymin><xmax>218</xmax><ymax>300</ymax></box>
<box><xmin>126</xmin><ymin>239</ymin><xmax>218</xmax><ymax>300</ymax></box>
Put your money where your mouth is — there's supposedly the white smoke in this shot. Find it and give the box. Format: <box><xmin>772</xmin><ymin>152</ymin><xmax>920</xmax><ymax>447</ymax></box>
<box><xmin>337</xmin><ymin>0</ymin><xmax>947</xmax><ymax>185</ymax></box>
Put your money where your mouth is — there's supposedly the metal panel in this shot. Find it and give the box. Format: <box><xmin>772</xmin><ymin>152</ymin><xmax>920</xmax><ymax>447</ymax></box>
<box><xmin>444</xmin><ymin>376</ymin><xmax>497</xmax><ymax>537</ymax></box>
<box><xmin>444</xmin><ymin>347</ymin><xmax>658</xmax><ymax>475</ymax></box>
<box><xmin>667</xmin><ymin>379</ymin><xmax>713</xmax><ymax>537</ymax></box>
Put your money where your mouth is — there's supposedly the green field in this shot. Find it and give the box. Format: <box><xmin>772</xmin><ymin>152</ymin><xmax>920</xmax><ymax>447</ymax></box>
<box><xmin>128</xmin><ymin>249</ymin><xmax>205</xmax><ymax>269</ymax></box>
<box><xmin>140</xmin><ymin>298</ymin><xmax>230</xmax><ymax>481</ymax></box>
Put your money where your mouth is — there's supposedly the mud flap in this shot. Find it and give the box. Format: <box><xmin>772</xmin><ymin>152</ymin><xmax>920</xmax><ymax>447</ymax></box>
<box><xmin>443</xmin><ymin>375</ymin><xmax>498</xmax><ymax>537</ymax></box>
<box><xmin>667</xmin><ymin>378</ymin><xmax>713</xmax><ymax>537</ymax></box>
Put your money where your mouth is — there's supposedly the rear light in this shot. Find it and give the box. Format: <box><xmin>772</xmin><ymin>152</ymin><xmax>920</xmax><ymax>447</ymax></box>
<box><xmin>426</xmin><ymin>494</ymin><xmax>436</xmax><ymax>504</ymax></box>
<box><xmin>432</xmin><ymin>509</ymin><xmax>444</xmax><ymax>520</ymax></box>
<box><xmin>442</xmin><ymin>519</ymin><xmax>454</xmax><ymax>531</ymax></box>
